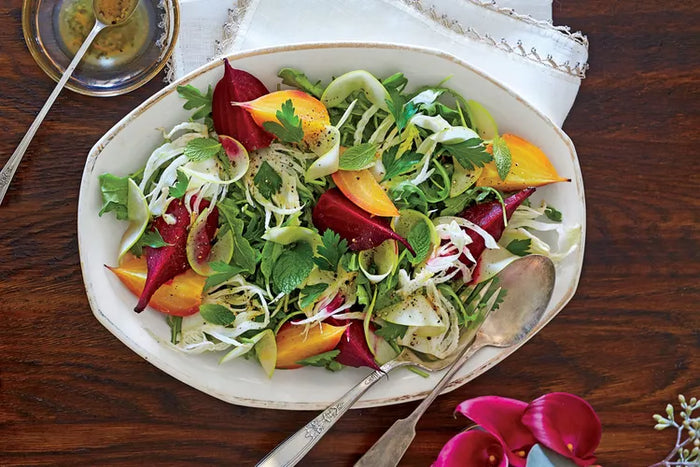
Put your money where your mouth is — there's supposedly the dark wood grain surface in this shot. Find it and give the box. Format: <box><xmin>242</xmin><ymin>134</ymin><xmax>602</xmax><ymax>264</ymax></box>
<box><xmin>1</xmin><ymin>1</ymin><xmax>698</xmax><ymax>465</ymax></box>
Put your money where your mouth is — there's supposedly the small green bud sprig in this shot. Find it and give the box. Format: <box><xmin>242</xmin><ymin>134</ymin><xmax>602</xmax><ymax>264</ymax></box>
<box><xmin>651</xmin><ymin>394</ymin><xmax>700</xmax><ymax>466</ymax></box>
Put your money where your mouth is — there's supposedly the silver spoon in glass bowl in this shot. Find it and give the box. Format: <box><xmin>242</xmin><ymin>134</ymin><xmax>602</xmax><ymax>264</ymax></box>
<box><xmin>0</xmin><ymin>0</ymin><xmax>140</xmax><ymax>205</ymax></box>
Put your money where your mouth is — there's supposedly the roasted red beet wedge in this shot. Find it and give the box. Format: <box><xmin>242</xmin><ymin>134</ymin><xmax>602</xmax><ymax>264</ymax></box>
<box><xmin>135</xmin><ymin>199</ymin><xmax>218</xmax><ymax>313</ymax></box>
<box><xmin>312</xmin><ymin>188</ymin><xmax>414</xmax><ymax>254</ymax></box>
<box><xmin>458</xmin><ymin>187</ymin><xmax>535</xmax><ymax>269</ymax></box>
<box><xmin>212</xmin><ymin>59</ymin><xmax>274</xmax><ymax>151</ymax></box>
<box><xmin>326</xmin><ymin>317</ymin><xmax>380</xmax><ymax>370</ymax></box>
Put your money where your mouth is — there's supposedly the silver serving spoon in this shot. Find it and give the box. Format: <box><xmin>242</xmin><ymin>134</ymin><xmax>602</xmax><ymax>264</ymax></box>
<box><xmin>0</xmin><ymin>0</ymin><xmax>140</xmax><ymax>205</ymax></box>
<box><xmin>257</xmin><ymin>254</ymin><xmax>555</xmax><ymax>467</ymax></box>
<box><xmin>354</xmin><ymin>254</ymin><xmax>556</xmax><ymax>467</ymax></box>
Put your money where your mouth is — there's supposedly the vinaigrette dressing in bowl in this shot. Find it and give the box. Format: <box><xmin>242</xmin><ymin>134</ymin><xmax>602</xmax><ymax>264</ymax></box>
<box><xmin>23</xmin><ymin>0</ymin><xmax>179</xmax><ymax>96</ymax></box>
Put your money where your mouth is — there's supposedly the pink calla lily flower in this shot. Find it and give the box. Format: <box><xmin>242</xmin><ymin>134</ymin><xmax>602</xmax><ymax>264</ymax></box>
<box><xmin>433</xmin><ymin>430</ymin><xmax>508</xmax><ymax>467</ymax></box>
<box><xmin>456</xmin><ymin>396</ymin><xmax>536</xmax><ymax>466</ymax></box>
<box><xmin>521</xmin><ymin>392</ymin><xmax>602</xmax><ymax>466</ymax></box>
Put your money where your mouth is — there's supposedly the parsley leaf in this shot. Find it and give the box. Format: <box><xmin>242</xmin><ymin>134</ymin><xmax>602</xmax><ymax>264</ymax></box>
<box><xmin>381</xmin><ymin>147</ymin><xmax>424</xmax><ymax>182</ymax></box>
<box><xmin>313</xmin><ymin>230</ymin><xmax>349</xmax><ymax>271</ymax></box>
<box><xmin>386</xmin><ymin>88</ymin><xmax>418</xmax><ymax>133</ymax></box>
<box><xmin>199</xmin><ymin>303</ymin><xmax>236</xmax><ymax>326</ymax></box>
<box><xmin>407</xmin><ymin>222</ymin><xmax>432</xmax><ymax>265</ymax></box>
<box><xmin>338</xmin><ymin>143</ymin><xmax>378</xmax><ymax>170</ymax></box>
<box><xmin>130</xmin><ymin>230</ymin><xmax>170</xmax><ymax>257</ymax></box>
<box><xmin>506</xmin><ymin>238</ymin><xmax>531</xmax><ymax>257</ymax></box>
<box><xmin>168</xmin><ymin>169</ymin><xmax>189</xmax><ymax>198</ymax></box>
<box><xmin>296</xmin><ymin>350</ymin><xmax>342</xmax><ymax>370</ymax></box>
<box><xmin>375</xmin><ymin>321</ymin><xmax>408</xmax><ymax>341</ymax></box>
<box><xmin>492</xmin><ymin>136</ymin><xmax>512</xmax><ymax>180</ymax></box>
<box><xmin>545</xmin><ymin>206</ymin><xmax>563</xmax><ymax>222</ymax></box>
<box><xmin>217</xmin><ymin>198</ymin><xmax>259</xmax><ymax>276</ymax></box>
<box><xmin>184</xmin><ymin>137</ymin><xmax>222</xmax><ymax>162</ymax></box>
<box><xmin>262</xmin><ymin>99</ymin><xmax>304</xmax><ymax>143</ymax></box>
<box><xmin>253</xmin><ymin>161</ymin><xmax>283</xmax><ymax>199</ymax></box>
<box><xmin>442</xmin><ymin>138</ymin><xmax>493</xmax><ymax>171</ymax></box>
<box><xmin>177</xmin><ymin>84</ymin><xmax>213</xmax><ymax>121</ymax></box>
<box><xmin>272</xmin><ymin>242</ymin><xmax>315</xmax><ymax>294</ymax></box>
<box><xmin>98</xmin><ymin>173</ymin><xmax>130</xmax><ymax>220</ymax></box>
<box><xmin>299</xmin><ymin>283</ymin><xmax>329</xmax><ymax>309</ymax></box>
<box><xmin>278</xmin><ymin>68</ymin><xmax>324</xmax><ymax>98</ymax></box>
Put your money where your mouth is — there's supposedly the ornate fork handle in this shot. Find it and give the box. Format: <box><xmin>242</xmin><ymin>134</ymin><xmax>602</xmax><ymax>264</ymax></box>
<box><xmin>256</xmin><ymin>359</ymin><xmax>408</xmax><ymax>467</ymax></box>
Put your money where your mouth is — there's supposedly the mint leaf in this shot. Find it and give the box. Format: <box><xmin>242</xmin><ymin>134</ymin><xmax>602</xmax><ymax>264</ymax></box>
<box><xmin>339</xmin><ymin>143</ymin><xmax>378</xmax><ymax>170</ymax></box>
<box><xmin>169</xmin><ymin>169</ymin><xmax>189</xmax><ymax>198</ymax></box>
<box><xmin>375</xmin><ymin>321</ymin><xmax>408</xmax><ymax>341</ymax></box>
<box><xmin>278</xmin><ymin>68</ymin><xmax>324</xmax><ymax>98</ymax></box>
<box><xmin>492</xmin><ymin>136</ymin><xmax>512</xmax><ymax>180</ymax></box>
<box><xmin>177</xmin><ymin>84</ymin><xmax>213</xmax><ymax>121</ymax></box>
<box><xmin>261</xmin><ymin>240</ymin><xmax>284</xmax><ymax>281</ymax></box>
<box><xmin>296</xmin><ymin>350</ymin><xmax>340</xmax><ymax>367</ymax></box>
<box><xmin>506</xmin><ymin>238</ymin><xmax>531</xmax><ymax>257</ymax></box>
<box><xmin>199</xmin><ymin>303</ymin><xmax>236</xmax><ymax>326</ymax></box>
<box><xmin>381</xmin><ymin>147</ymin><xmax>423</xmax><ymax>182</ymax></box>
<box><xmin>184</xmin><ymin>137</ymin><xmax>222</xmax><ymax>162</ymax></box>
<box><xmin>98</xmin><ymin>173</ymin><xmax>130</xmax><ymax>220</ymax></box>
<box><xmin>407</xmin><ymin>222</ymin><xmax>432</xmax><ymax>265</ymax></box>
<box><xmin>253</xmin><ymin>161</ymin><xmax>283</xmax><ymax>199</ymax></box>
<box><xmin>299</xmin><ymin>283</ymin><xmax>329</xmax><ymax>309</ymax></box>
<box><xmin>204</xmin><ymin>261</ymin><xmax>245</xmax><ymax>290</ymax></box>
<box><xmin>442</xmin><ymin>138</ymin><xmax>492</xmax><ymax>171</ymax></box>
<box><xmin>262</xmin><ymin>99</ymin><xmax>304</xmax><ymax>143</ymax></box>
<box><xmin>313</xmin><ymin>230</ymin><xmax>349</xmax><ymax>272</ymax></box>
<box><xmin>130</xmin><ymin>230</ymin><xmax>169</xmax><ymax>257</ymax></box>
<box><xmin>545</xmin><ymin>206</ymin><xmax>563</xmax><ymax>222</ymax></box>
<box><xmin>273</xmin><ymin>242</ymin><xmax>315</xmax><ymax>294</ymax></box>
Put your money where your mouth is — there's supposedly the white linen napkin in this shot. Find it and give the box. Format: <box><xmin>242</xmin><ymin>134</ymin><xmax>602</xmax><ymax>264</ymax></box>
<box><xmin>167</xmin><ymin>0</ymin><xmax>588</xmax><ymax>126</ymax></box>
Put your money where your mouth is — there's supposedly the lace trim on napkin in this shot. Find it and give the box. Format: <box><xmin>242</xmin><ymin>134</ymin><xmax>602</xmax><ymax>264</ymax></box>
<box><xmin>402</xmin><ymin>0</ymin><xmax>589</xmax><ymax>78</ymax></box>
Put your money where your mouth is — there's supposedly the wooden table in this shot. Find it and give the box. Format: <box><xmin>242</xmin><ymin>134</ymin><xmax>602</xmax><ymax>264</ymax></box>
<box><xmin>1</xmin><ymin>1</ymin><xmax>698</xmax><ymax>465</ymax></box>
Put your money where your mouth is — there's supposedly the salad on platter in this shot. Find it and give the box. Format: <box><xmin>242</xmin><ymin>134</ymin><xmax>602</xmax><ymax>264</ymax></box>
<box><xmin>98</xmin><ymin>60</ymin><xmax>580</xmax><ymax>377</ymax></box>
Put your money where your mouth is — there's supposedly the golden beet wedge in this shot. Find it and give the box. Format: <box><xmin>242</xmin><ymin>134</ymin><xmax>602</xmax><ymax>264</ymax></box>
<box><xmin>275</xmin><ymin>321</ymin><xmax>348</xmax><ymax>369</ymax></box>
<box><xmin>477</xmin><ymin>134</ymin><xmax>569</xmax><ymax>191</ymax></box>
<box><xmin>107</xmin><ymin>253</ymin><xmax>206</xmax><ymax>316</ymax></box>
<box><xmin>235</xmin><ymin>90</ymin><xmax>330</xmax><ymax>143</ymax></box>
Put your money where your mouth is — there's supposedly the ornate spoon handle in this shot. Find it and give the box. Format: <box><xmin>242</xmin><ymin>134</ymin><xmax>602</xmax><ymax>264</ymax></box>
<box><xmin>256</xmin><ymin>360</ymin><xmax>406</xmax><ymax>467</ymax></box>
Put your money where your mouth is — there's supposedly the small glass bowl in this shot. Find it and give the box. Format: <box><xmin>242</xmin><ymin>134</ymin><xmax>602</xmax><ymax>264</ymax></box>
<box><xmin>22</xmin><ymin>0</ymin><xmax>179</xmax><ymax>97</ymax></box>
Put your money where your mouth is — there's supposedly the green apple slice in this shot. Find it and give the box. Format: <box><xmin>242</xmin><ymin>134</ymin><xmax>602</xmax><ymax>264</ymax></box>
<box><xmin>321</xmin><ymin>70</ymin><xmax>390</xmax><ymax>111</ymax></box>
<box><xmin>117</xmin><ymin>178</ymin><xmax>149</xmax><ymax>259</ymax></box>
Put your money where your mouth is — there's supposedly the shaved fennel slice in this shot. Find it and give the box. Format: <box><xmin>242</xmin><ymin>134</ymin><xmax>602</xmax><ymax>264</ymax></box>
<box><xmin>246</xmin><ymin>144</ymin><xmax>309</xmax><ymax>220</ymax></box>
<box><xmin>368</xmin><ymin>115</ymin><xmax>394</xmax><ymax>145</ymax></box>
<box><xmin>139</xmin><ymin>131</ymin><xmax>207</xmax><ymax>193</ymax></box>
<box><xmin>396</xmin><ymin>283</ymin><xmax>460</xmax><ymax>359</ymax></box>
<box><xmin>501</xmin><ymin>204</ymin><xmax>581</xmax><ymax>262</ymax></box>
<box><xmin>173</xmin><ymin>276</ymin><xmax>273</xmax><ymax>358</ymax></box>
<box><xmin>336</xmin><ymin>99</ymin><xmax>358</xmax><ymax>129</ymax></box>
<box><xmin>163</xmin><ymin>121</ymin><xmax>208</xmax><ymax>140</ymax></box>
<box><xmin>306</xmin><ymin>125</ymin><xmax>341</xmax><ymax>180</ymax></box>
<box><xmin>145</xmin><ymin>154</ymin><xmax>189</xmax><ymax>216</ymax></box>
<box><xmin>354</xmin><ymin>104</ymin><xmax>379</xmax><ymax>145</ymax></box>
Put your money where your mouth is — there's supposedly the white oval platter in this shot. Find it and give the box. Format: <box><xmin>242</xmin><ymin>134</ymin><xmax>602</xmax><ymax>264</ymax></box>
<box><xmin>78</xmin><ymin>42</ymin><xmax>586</xmax><ymax>410</ymax></box>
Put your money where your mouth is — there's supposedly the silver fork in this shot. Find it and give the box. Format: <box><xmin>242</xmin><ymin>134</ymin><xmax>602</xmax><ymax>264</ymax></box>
<box><xmin>256</xmin><ymin>286</ymin><xmax>498</xmax><ymax>467</ymax></box>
